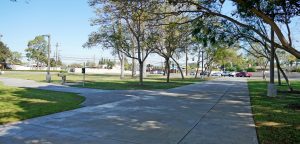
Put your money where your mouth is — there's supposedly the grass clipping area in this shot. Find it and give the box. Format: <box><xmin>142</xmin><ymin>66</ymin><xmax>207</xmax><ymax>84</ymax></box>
<box><xmin>248</xmin><ymin>80</ymin><xmax>300</xmax><ymax>144</ymax></box>
<box><xmin>0</xmin><ymin>84</ymin><xmax>85</xmax><ymax>124</ymax></box>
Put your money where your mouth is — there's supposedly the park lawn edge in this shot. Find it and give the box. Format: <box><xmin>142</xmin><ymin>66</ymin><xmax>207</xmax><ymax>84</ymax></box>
<box><xmin>0</xmin><ymin>84</ymin><xmax>85</xmax><ymax>125</ymax></box>
<box><xmin>247</xmin><ymin>80</ymin><xmax>300</xmax><ymax>144</ymax></box>
<box><xmin>0</xmin><ymin>72</ymin><xmax>210</xmax><ymax>90</ymax></box>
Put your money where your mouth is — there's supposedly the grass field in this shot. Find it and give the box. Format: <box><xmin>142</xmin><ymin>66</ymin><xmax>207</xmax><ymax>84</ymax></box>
<box><xmin>0</xmin><ymin>72</ymin><xmax>205</xmax><ymax>90</ymax></box>
<box><xmin>0</xmin><ymin>84</ymin><xmax>85</xmax><ymax>124</ymax></box>
<box><xmin>248</xmin><ymin>80</ymin><xmax>300</xmax><ymax>144</ymax></box>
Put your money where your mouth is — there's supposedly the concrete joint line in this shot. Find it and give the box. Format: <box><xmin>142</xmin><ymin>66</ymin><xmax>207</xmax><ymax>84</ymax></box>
<box><xmin>176</xmin><ymin>87</ymin><xmax>231</xmax><ymax>144</ymax></box>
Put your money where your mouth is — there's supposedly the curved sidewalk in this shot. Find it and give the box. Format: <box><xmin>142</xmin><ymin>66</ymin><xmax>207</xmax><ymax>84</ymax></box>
<box><xmin>0</xmin><ymin>77</ymin><xmax>258</xmax><ymax>144</ymax></box>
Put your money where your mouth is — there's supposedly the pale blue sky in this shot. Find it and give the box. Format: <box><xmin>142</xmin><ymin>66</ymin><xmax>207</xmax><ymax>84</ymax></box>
<box><xmin>0</xmin><ymin>0</ymin><xmax>116</xmax><ymax>64</ymax></box>
<box><xmin>0</xmin><ymin>0</ymin><xmax>299</xmax><ymax>65</ymax></box>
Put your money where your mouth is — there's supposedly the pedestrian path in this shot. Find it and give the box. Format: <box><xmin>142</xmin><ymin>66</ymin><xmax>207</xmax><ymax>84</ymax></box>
<box><xmin>0</xmin><ymin>77</ymin><xmax>258</xmax><ymax>144</ymax></box>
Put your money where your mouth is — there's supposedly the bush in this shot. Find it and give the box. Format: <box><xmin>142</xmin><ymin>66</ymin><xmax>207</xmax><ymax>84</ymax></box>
<box><xmin>236</xmin><ymin>66</ymin><xmax>243</xmax><ymax>72</ymax></box>
<box><xmin>226</xmin><ymin>67</ymin><xmax>236</xmax><ymax>72</ymax></box>
<box><xmin>246</xmin><ymin>67</ymin><xmax>256</xmax><ymax>72</ymax></box>
<box><xmin>291</xmin><ymin>68</ymin><xmax>300</xmax><ymax>72</ymax></box>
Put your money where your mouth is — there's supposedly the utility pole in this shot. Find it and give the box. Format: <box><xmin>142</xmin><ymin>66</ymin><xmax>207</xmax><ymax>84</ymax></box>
<box><xmin>55</xmin><ymin>43</ymin><xmax>59</xmax><ymax>68</ymax></box>
<box><xmin>42</xmin><ymin>34</ymin><xmax>51</xmax><ymax>83</ymax></box>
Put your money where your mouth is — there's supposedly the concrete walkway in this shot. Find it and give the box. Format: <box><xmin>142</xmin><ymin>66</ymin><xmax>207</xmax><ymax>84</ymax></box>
<box><xmin>0</xmin><ymin>77</ymin><xmax>258</xmax><ymax>144</ymax></box>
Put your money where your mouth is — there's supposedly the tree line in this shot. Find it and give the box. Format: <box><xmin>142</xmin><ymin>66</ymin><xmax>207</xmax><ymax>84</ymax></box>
<box><xmin>84</xmin><ymin>0</ymin><xmax>300</xmax><ymax>92</ymax></box>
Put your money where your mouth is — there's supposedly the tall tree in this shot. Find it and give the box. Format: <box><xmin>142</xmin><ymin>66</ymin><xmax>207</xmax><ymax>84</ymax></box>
<box><xmin>0</xmin><ymin>41</ymin><xmax>12</xmax><ymax>63</ymax></box>
<box><xmin>25</xmin><ymin>36</ymin><xmax>48</xmax><ymax>68</ymax></box>
<box><xmin>192</xmin><ymin>16</ymin><xmax>237</xmax><ymax>75</ymax></box>
<box><xmin>167</xmin><ymin>0</ymin><xmax>300</xmax><ymax>58</ymax></box>
<box><xmin>154</xmin><ymin>18</ymin><xmax>190</xmax><ymax>82</ymax></box>
<box><xmin>9</xmin><ymin>51</ymin><xmax>22</xmax><ymax>65</ymax></box>
<box><xmin>87</xmin><ymin>0</ymin><xmax>159</xmax><ymax>85</ymax></box>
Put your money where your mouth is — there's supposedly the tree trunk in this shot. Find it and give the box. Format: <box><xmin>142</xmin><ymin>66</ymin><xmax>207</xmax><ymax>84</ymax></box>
<box><xmin>270</xmin><ymin>29</ymin><xmax>275</xmax><ymax>84</ymax></box>
<box><xmin>120</xmin><ymin>53</ymin><xmax>125</xmax><ymax>79</ymax></box>
<box><xmin>185</xmin><ymin>47</ymin><xmax>188</xmax><ymax>76</ymax></box>
<box><xmin>275</xmin><ymin>53</ymin><xmax>293</xmax><ymax>92</ymax></box>
<box><xmin>142</xmin><ymin>49</ymin><xmax>147</xmax><ymax>78</ymax></box>
<box><xmin>276</xmin><ymin>58</ymin><xmax>281</xmax><ymax>85</ymax></box>
<box><xmin>195</xmin><ymin>48</ymin><xmax>201</xmax><ymax>78</ymax></box>
<box><xmin>136</xmin><ymin>36</ymin><xmax>143</xmax><ymax>85</ymax></box>
<box><xmin>165</xmin><ymin>58</ymin><xmax>170</xmax><ymax>83</ymax></box>
<box><xmin>163</xmin><ymin>60</ymin><xmax>167</xmax><ymax>76</ymax></box>
<box><xmin>132</xmin><ymin>59</ymin><xmax>136</xmax><ymax>77</ymax></box>
<box><xmin>131</xmin><ymin>49</ymin><xmax>136</xmax><ymax>78</ymax></box>
<box><xmin>36</xmin><ymin>62</ymin><xmax>39</xmax><ymax>70</ymax></box>
<box><xmin>267</xmin><ymin>28</ymin><xmax>277</xmax><ymax>97</ymax></box>
<box><xmin>262</xmin><ymin>61</ymin><xmax>268</xmax><ymax>80</ymax></box>
<box><xmin>278</xmin><ymin>65</ymin><xmax>293</xmax><ymax>92</ymax></box>
<box><xmin>130</xmin><ymin>32</ymin><xmax>136</xmax><ymax>78</ymax></box>
<box><xmin>36</xmin><ymin>57</ymin><xmax>39</xmax><ymax>70</ymax></box>
<box><xmin>171</xmin><ymin>56</ymin><xmax>184</xmax><ymax>79</ymax></box>
<box><xmin>201</xmin><ymin>50</ymin><xmax>204</xmax><ymax>78</ymax></box>
<box><xmin>139</xmin><ymin>60</ymin><xmax>143</xmax><ymax>85</ymax></box>
<box><xmin>195</xmin><ymin>64</ymin><xmax>200</xmax><ymax>78</ymax></box>
<box><xmin>195</xmin><ymin>60</ymin><xmax>200</xmax><ymax>78</ymax></box>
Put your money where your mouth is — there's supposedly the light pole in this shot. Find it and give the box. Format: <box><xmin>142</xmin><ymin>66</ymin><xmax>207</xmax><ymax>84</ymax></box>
<box><xmin>42</xmin><ymin>34</ymin><xmax>51</xmax><ymax>83</ymax></box>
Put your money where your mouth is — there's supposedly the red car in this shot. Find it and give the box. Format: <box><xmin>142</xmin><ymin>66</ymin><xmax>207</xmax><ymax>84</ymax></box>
<box><xmin>235</xmin><ymin>72</ymin><xmax>252</xmax><ymax>77</ymax></box>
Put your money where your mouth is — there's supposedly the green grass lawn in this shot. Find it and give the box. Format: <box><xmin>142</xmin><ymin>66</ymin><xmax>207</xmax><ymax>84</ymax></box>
<box><xmin>248</xmin><ymin>80</ymin><xmax>300</xmax><ymax>144</ymax></box>
<box><xmin>0</xmin><ymin>72</ymin><xmax>205</xmax><ymax>90</ymax></box>
<box><xmin>0</xmin><ymin>84</ymin><xmax>85</xmax><ymax>124</ymax></box>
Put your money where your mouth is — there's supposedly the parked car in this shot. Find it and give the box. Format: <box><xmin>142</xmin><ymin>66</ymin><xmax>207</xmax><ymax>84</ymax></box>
<box><xmin>158</xmin><ymin>70</ymin><xmax>164</xmax><ymax>74</ymax></box>
<box><xmin>200</xmin><ymin>71</ymin><xmax>208</xmax><ymax>76</ymax></box>
<box><xmin>235</xmin><ymin>72</ymin><xmax>253</xmax><ymax>77</ymax></box>
<box><xmin>211</xmin><ymin>72</ymin><xmax>222</xmax><ymax>77</ymax></box>
<box><xmin>221</xmin><ymin>71</ymin><xmax>236</xmax><ymax>77</ymax></box>
<box><xmin>150</xmin><ymin>70</ymin><xmax>164</xmax><ymax>74</ymax></box>
<box><xmin>221</xmin><ymin>71</ymin><xmax>232</xmax><ymax>77</ymax></box>
<box><xmin>230</xmin><ymin>72</ymin><xmax>236</xmax><ymax>77</ymax></box>
<box><xmin>190</xmin><ymin>72</ymin><xmax>196</xmax><ymax>75</ymax></box>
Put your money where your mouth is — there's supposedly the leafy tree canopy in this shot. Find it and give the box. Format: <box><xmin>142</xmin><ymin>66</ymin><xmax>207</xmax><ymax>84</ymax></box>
<box><xmin>0</xmin><ymin>41</ymin><xmax>12</xmax><ymax>62</ymax></box>
<box><xmin>25</xmin><ymin>36</ymin><xmax>48</xmax><ymax>66</ymax></box>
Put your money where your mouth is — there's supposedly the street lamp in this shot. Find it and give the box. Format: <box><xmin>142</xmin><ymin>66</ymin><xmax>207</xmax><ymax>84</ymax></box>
<box><xmin>42</xmin><ymin>34</ymin><xmax>51</xmax><ymax>83</ymax></box>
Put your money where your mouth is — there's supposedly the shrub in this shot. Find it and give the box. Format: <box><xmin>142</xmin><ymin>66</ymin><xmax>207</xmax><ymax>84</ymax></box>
<box><xmin>236</xmin><ymin>66</ymin><xmax>243</xmax><ymax>72</ymax></box>
<box><xmin>226</xmin><ymin>67</ymin><xmax>236</xmax><ymax>72</ymax></box>
<box><xmin>246</xmin><ymin>67</ymin><xmax>256</xmax><ymax>72</ymax></box>
<box><xmin>291</xmin><ymin>67</ymin><xmax>300</xmax><ymax>72</ymax></box>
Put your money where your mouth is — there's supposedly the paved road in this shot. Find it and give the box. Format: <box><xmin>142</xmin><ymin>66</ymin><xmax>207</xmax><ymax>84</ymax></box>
<box><xmin>0</xmin><ymin>77</ymin><xmax>258</xmax><ymax>144</ymax></box>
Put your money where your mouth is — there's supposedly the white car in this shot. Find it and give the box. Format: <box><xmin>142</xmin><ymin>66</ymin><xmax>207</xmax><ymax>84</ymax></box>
<box><xmin>221</xmin><ymin>71</ymin><xmax>231</xmax><ymax>76</ymax></box>
<box><xmin>230</xmin><ymin>72</ymin><xmax>236</xmax><ymax>77</ymax></box>
<box><xmin>211</xmin><ymin>72</ymin><xmax>222</xmax><ymax>76</ymax></box>
<box><xmin>222</xmin><ymin>71</ymin><xmax>236</xmax><ymax>77</ymax></box>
